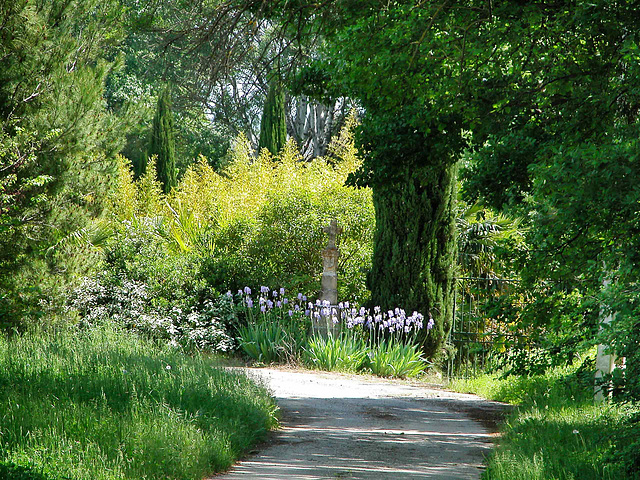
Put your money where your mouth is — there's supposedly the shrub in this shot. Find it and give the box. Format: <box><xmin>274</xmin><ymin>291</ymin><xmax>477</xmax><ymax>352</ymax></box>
<box><xmin>171</xmin><ymin>124</ymin><xmax>374</xmax><ymax>301</ymax></box>
<box><xmin>230</xmin><ymin>289</ymin><xmax>433</xmax><ymax>378</ymax></box>
<box><xmin>68</xmin><ymin>262</ymin><xmax>235</xmax><ymax>353</ymax></box>
<box><xmin>73</xmin><ymin>119</ymin><xmax>373</xmax><ymax>352</ymax></box>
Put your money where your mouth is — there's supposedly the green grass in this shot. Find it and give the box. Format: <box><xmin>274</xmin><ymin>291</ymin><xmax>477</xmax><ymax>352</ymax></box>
<box><xmin>0</xmin><ymin>325</ymin><xmax>278</xmax><ymax>480</ymax></box>
<box><xmin>448</xmin><ymin>361</ymin><xmax>640</xmax><ymax>480</ymax></box>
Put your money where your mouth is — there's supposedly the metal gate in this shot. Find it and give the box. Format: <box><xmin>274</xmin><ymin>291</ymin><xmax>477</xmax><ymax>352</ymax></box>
<box><xmin>447</xmin><ymin>277</ymin><xmax>529</xmax><ymax>378</ymax></box>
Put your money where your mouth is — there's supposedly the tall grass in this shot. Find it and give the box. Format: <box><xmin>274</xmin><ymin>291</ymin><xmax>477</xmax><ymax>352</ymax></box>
<box><xmin>448</xmin><ymin>360</ymin><xmax>639</xmax><ymax>480</ymax></box>
<box><xmin>0</xmin><ymin>325</ymin><xmax>278</xmax><ymax>480</ymax></box>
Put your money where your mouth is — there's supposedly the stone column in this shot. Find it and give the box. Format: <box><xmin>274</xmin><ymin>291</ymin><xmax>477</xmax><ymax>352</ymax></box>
<box><xmin>320</xmin><ymin>219</ymin><xmax>342</xmax><ymax>305</ymax></box>
<box><xmin>595</xmin><ymin>274</ymin><xmax>617</xmax><ymax>403</ymax></box>
<box><xmin>321</xmin><ymin>248</ymin><xmax>339</xmax><ymax>305</ymax></box>
<box><xmin>316</xmin><ymin>219</ymin><xmax>342</xmax><ymax>337</ymax></box>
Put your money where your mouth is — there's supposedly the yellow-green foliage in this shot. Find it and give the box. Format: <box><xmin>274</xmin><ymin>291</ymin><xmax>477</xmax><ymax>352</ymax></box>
<box><xmin>109</xmin><ymin>155</ymin><xmax>137</xmax><ymax>220</ymax></box>
<box><xmin>107</xmin><ymin>118</ymin><xmax>374</xmax><ymax>301</ymax></box>
<box><xmin>109</xmin><ymin>154</ymin><xmax>164</xmax><ymax>222</ymax></box>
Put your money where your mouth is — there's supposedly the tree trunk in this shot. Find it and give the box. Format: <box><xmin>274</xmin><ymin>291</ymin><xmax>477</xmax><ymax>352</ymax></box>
<box><xmin>367</xmin><ymin>163</ymin><xmax>458</xmax><ymax>359</ymax></box>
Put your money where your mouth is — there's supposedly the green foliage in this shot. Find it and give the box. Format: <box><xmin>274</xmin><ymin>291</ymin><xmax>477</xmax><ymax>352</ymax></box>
<box><xmin>104</xmin><ymin>3</ymin><xmax>233</xmax><ymax>174</ymax></box>
<box><xmin>449</xmin><ymin>359</ymin><xmax>595</xmax><ymax>406</ymax></box>
<box><xmin>77</xmin><ymin>128</ymin><xmax>373</xmax><ymax>353</ymax></box>
<box><xmin>238</xmin><ymin>322</ymin><xmax>288</xmax><ymax>364</ymax></box>
<box><xmin>304</xmin><ymin>334</ymin><xmax>368</xmax><ymax>372</ymax></box>
<box><xmin>456</xmin><ymin>2</ymin><xmax>640</xmax><ymax>399</ymax></box>
<box><xmin>0</xmin><ymin>0</ymin><xmax>127</xmax><ymax>329</ymax></box>
<box><xmin>450</xmin><ymin>360</ymin><xmax>638</xmax><ymax>480</ymax></box>
<box><xmin>149</xmin><ymin>88</ymin><xmax>177</xmax><ymax>193</ymax></box>
<box><xmin>457</xmin><ymin>202</ymin><xmax>525</xmax><ymax>278</ymax></box>
<box><xmin>366</xmin><ymin>340</ymin><xmax>427</xmax><ymax>379</ymax></box>
<box><xmin>0</xmin><ymin>325</ymin><xmax>278</xmax><ymax>479</ymax></box>
<box><xmin>258</xmin><ymin>76</ymin><xmax>287</xmax><ymax>156</ymax></box>
<box><xmin>69</xmin><ymin>216</ymin><xmax>235</xmax><ymax>352</ymax></box>
<box><xmin>234</xmin><ymin>291</ymin><xmax>311</xmax><ymax>364</ymax></box>
<box><xmin>178</xmin><ymin>128</ymin><xmax>374</xmax><ymax>301</ymax></box>
<box><xmin>286</xmin><ymin>2</ymin><xmax>484</xmax><ymax>362</ymax></box>
<box><xmin>368</xmin><ymin>163</ymin><xmax>458</xmax><ymax>359</ymax></box>
<box><xmin>0</xmin><ymin>462</ymin><xmax>51</xmax><ymax>480</ymax></box>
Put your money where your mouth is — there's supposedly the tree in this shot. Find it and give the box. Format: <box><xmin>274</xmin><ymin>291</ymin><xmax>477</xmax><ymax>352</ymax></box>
<box><xmin>291</xmin><ymin>2</ymin><xmax>489</xmax><ymax>358</ymax></box>
<box><xmin>460</xmin><ymin>1</ymin><xmax>640</xmax><ymax>397</ymax></box>
<box><xmin>149</xmin><ymin>88</ymin><xmax>177</xmax><ymax>194</ymax></box>
<box><xmin>258</xmin><ymin>76</ymin><xmax>287</xmax><ymax>155</ymax></box>
<box><xmin>0</xmin><ymin>0</ymin><xmax>125</xmax><ymax>328</ymax></box>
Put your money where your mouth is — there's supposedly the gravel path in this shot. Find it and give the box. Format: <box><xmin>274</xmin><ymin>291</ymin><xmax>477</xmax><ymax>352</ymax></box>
<box><xmin>211</xmin><ymin>368</ymin><xmax>508</xmax><ymax>480</ymax></box>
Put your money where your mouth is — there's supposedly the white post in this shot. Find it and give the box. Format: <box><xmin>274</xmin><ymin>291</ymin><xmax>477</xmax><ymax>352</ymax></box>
<box><xmin>594</xmin><ymin>276</ymin><xmax>616</xmax><ymax>403</ymax></box>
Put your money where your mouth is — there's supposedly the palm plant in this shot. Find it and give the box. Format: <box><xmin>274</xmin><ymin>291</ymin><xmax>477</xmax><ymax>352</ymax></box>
<box><xmin>457</xmin><ymin>202</ymin><xmax>524</xmax><ymax>278</ymax></box>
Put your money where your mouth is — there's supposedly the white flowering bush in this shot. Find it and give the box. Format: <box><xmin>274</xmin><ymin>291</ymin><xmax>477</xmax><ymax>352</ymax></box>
<box><xmin>68</xmin><ymin>218</ymin><xmax>236</xmax><ymax>352</ymax></box>
<box><xmin>69</xmin><ymin>274</ymin><xmax>235</xmax><ymax>352</ymax></box>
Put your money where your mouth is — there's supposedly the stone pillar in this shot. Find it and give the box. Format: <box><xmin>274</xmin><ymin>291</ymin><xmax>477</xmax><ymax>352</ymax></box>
<box><xmin>595</xmin><ymin>274</ymin><xmax>616</xmax><ymax>403</ymax></box>
<box><xmin>315</xmin><ymin>219</ymin><xmax>342</xmax><ymax>337</ymax></box>
<box><xmin>320</xmin><ymin>219</ymin><xmax>342</xmax><ymax>305</ymax></box>
<box><xmin>321</xmin><ymin>247</ymin><xmax>339</xmax><ymax>305</ymax></box>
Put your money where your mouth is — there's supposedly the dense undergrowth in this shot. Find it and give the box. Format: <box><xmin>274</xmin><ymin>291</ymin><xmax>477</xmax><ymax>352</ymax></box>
<box><xmin>0</xmin><ymin>325</ymin><xmax>278</xmax><ymax>480</ymax></box>
<box><xmin>449</xmin><ymin>358</ymin><xmax>640</xmax><ymax>480</ymax></box>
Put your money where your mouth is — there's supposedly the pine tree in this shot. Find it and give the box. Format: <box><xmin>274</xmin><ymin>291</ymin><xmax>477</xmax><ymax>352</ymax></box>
<box><xmin>149</xmin><ymin>88</ymin><xmax>177</xmax><ymax>194</ymax></box>
<box><xmin>258</xmin><ymin>77</ymin><xmax>287</xmax><ymax>156</ymax></box>
<box><xmin>0</xmin><ymin>0</ymin><xmax>125</xmax><ymax>328</ymax></box>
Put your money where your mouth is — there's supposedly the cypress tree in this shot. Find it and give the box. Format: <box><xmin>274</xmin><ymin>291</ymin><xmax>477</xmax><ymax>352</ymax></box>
<box><xmin>149</xmin><ymin>88</ymin><xmax>177</xmax><ymax>193</ymax></box>
<box><xmin>258</xmin><ymin>77</ymin><xmax>287</xmax><ymax>156</ymax></box>
<box><xmin>364</xmin><ymin>121</ymin><xmax>459</xmax><ymax>360</ymax></box>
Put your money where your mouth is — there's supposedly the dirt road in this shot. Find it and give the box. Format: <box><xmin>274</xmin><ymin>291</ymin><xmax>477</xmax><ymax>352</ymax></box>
<box><xmin>212</xmin><ymin>368</ymin><xmax>507</xmax><ymax>480</ymax></box>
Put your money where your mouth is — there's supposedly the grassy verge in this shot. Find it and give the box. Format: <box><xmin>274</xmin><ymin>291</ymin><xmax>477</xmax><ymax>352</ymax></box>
<box><xmin>448</xmin><ymin>361</ymin><xmax>640</xmax><ymax>480</ymax></box>
<box><xmin>0</xmin><ymin>325</ymin><xmax>278</xmax><ymax>480</ymax></box>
